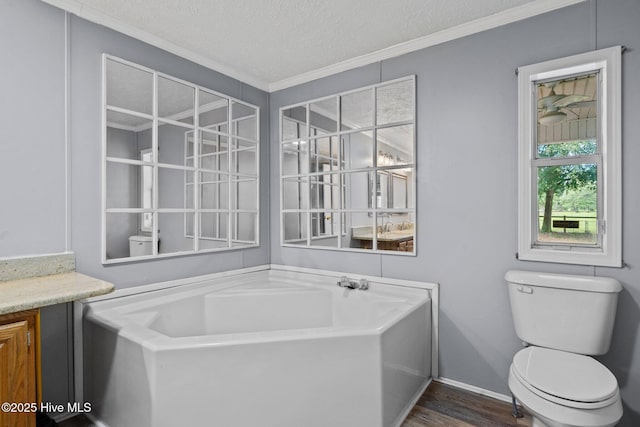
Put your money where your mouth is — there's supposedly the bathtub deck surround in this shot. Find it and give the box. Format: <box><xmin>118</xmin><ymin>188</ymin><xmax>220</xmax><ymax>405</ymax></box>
<box><xmin>80</xmin><ymin>266</ymin><xmax>438</xmax><ymax>427</ymax></box>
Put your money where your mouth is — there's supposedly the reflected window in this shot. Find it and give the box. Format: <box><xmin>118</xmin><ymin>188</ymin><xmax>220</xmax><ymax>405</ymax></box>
<box><xmin>280</xmin><ymin>76</ymin><xmax>416</xmax><ymax>254</ymax></box>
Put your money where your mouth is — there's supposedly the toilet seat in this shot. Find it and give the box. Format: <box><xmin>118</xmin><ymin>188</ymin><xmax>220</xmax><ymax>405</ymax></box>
<box><xmin>512</xmin><ymin>347</ymin><xmax>619</xmax><ymax>410</ymax></box>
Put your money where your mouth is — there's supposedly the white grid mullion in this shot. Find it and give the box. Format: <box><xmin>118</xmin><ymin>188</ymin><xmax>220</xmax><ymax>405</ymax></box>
<box><xmin>336</xmin><ymin>96</ymin><xmax>343</xmax><ymax>248</ymax></box>
<box><xmin>193</xmin><ymin>88</ymin><xmax>200</xmax><ymax>252</ymax></box>
<box><xmin>305</xmin><ymin>104</ymin><xmax>312</xmax><ymax>246</ymax></box>
<box><xmin>372</xmin><ymin>85</ymin><xmax>378</xmax><ymax>251</ymax></box>
<box><xmin>101</xmin><ymin>55</ymin><xmax>108</xmax><ymax>263</ymax></box>
<box><xmin>227</xmin><ymin>100</ymin><xmax>233</xmax><ymax>247</ymax></box>
<box><xmin>151</xmin><ymin>72</ymin><xmax>159</xmax><ymax>256</ymax></box>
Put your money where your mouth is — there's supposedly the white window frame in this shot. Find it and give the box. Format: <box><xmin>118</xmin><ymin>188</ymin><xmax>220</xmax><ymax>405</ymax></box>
<box><xmin>517</xmin><ymin>46</ymin><xmax>622</xmax><ymax>267</ymax></box>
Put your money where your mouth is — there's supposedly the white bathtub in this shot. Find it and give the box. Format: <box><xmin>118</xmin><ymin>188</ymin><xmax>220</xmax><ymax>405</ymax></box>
<box><xmin>82</xmin><ymin>268</ymin><xmax>434</xmax><ymax>427</ymax></box>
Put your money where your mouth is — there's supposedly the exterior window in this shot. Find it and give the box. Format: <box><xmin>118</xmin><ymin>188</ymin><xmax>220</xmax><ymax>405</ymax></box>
<box><xmin>517</xmin><ymin>47</ymin><xmax>621</xmax><ymax>266</ymax></box>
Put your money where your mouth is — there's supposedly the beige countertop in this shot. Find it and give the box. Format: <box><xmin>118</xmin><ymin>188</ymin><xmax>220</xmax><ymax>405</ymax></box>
<box><xmin>0</xmin><ymin>272</ymin><xmax>115</xmax><ymax>315</ymax></box>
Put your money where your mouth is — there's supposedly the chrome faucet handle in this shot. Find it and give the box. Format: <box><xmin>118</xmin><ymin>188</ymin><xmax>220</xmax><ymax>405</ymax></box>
<box><xmin>337</xmin><ymin>276</ymin><xmax>351</xmax><ymax>288</ymax></box>
<box><xmin>359</xmin><ymin>278</ymin><xmax>369</xmax><ymax>290</ymax></box>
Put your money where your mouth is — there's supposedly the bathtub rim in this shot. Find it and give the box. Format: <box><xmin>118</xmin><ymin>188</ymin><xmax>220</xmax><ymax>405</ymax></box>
<box><xmin>73</xmin><ymin>264</ymin><xmax>439</xmax><ymax>405</ymax></box>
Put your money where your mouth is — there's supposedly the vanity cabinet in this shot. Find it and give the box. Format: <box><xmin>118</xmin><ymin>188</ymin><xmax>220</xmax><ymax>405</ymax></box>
<box><xmin>0</xmin><ymin>309</ymin><xmax>37</xmax><ymax>427</ymax></box>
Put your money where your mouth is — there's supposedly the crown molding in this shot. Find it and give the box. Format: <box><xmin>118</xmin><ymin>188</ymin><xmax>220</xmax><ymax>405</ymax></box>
<box><xmin>41</xmin><ymin>0</ymin><xmax>271</xmax><ymax>92</ymax></box>
<box><xmin>42</xmin><ymin>0</ymin><xmax>586</xmax><ymax>94</ymax></box>
<box><xmin>268</xmin><ymin>0</ymin><xmax>587</xmax><ymax>92</ymax></box>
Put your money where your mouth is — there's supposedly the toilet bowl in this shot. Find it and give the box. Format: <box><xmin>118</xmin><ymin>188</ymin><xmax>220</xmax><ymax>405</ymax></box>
<box><xmin>505</xmin><ymin>270</ymin><xmax>623</xmax><ymax>427</ymax></box>
<box><xmin>508</xmin><ymin>347</ymin><xmax>622</xmax><ymax>427</ymax></box>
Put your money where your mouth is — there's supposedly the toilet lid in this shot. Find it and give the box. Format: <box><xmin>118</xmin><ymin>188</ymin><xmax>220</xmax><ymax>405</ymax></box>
<box><xmin>513</xmin><ymin>347</ymin><xmax>618</xmax><ymax>403</ymax></box>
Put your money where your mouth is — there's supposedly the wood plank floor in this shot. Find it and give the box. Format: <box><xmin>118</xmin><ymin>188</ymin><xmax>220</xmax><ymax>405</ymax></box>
<box><xmin>59</xmin><ymin>381</ymin><xmax>531</xmax><ymax>427</ymax></box>
<box><xmin>401</xmin><ymin>381</ymin><xmax>532</xmax><ymax>427</ymax></box>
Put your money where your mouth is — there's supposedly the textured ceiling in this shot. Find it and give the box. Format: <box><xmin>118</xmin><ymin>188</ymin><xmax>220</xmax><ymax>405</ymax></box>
<box><xmin>45</xmin><ymin>0</ymin><xmax>584</xmax><ymax>91</ymax></box>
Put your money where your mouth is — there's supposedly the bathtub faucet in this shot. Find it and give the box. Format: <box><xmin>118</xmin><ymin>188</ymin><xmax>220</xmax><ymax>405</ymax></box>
<box><xmin>337</xmin><ymin>276</ymin><xmax>369</xmax><ymax>290</ymax></box>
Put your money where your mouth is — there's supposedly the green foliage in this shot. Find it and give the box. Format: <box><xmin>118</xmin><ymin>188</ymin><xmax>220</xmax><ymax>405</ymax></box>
<box><xmin>537</xmin><ymin>140</ymin><xmax>597</xmax><ymax>195</ymax></box>
<box><xmin>537</xmin><ymin>140</ymin><xmax>597</xmax><ymax>232</ymax></box>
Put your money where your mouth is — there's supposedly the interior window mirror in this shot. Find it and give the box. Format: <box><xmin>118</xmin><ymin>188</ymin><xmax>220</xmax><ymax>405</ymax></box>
<box><xmin>280</xmin><ymin>76</ymin><xmax>416</xmax><ymax>254</ymax></box>
<box><xmin>517</xmin><ymin>46</ymin><xmax>621</xmax><ymax>267</ymax></box>
<box><xmin>103</xmin><ymin>55</ymin><xmax>260</xmax><ymax>263</ymax></box>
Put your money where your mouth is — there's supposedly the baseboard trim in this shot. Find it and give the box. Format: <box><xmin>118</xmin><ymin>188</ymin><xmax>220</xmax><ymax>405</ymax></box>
<box><xmin>434</xmin><ymin>377</ymin><xmax>512</xmax><ymax>404</ymax></box>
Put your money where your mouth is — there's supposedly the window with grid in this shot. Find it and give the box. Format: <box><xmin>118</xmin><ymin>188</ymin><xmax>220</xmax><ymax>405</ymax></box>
<box><xmin>517</xmin><ymin>47</ymin><xmax>621</xmax><ymax>266</ymax></box>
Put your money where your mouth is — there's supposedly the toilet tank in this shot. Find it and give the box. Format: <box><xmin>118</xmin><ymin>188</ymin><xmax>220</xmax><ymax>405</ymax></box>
<box><xmin>129</xmin><ymin>235</ymin><xmax>153</xmax><ymax>257</ymax></box>
<box><xmin>505</xmin><ymin>270</ymin><xmax>622</xmax><ymax>355</ymax></box>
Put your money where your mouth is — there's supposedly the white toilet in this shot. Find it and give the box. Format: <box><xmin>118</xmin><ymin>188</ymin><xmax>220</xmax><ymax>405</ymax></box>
<box><xmin>505</xmin><ymin>270</ymin><xmax>623</xmax><ymax>427</ymax></box>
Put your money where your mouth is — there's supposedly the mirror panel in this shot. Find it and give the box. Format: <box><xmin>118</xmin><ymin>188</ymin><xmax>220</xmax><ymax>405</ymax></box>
<box><xmin>232</xmin><ymin>140</ymin><xmax>257</xmax><ymax>176</ymax></box>
<box><xmin>391</xmin><ymin>173</ymin><xmax>408</xmax><ymax>209</ymax></box>
<box><xmin>105</xmin><ymin>213</ymin><xmax>144</xmax><ymax>260</ymax></box>
<box><xmin>280</xmin><ymin>77</ymin><xmax>415</xmax><ymax>254</ymax></box>
<box><xmin>106</xmin><ymin>58</ymin><xmax>153</xmax><ymax>115</ymax></box>
<box><xmin>157</xmin><ymin>122</ymin><xmax>193</xmax><ymax>166</ymax></box>
<box><xmin>342</xmin><ymin>132</ymin><xmax>373</xmax><ymax>169</ymax></box>
<box><xmin>347</xmin><ymin>213</ymin><xmax>375</xmax><ymax>251</ymax></box>
<box><xmin>282</xmin><ymin>141</ymin><xmax>309</xmax><ymax>175</ymax></box>
<box><xmin>310</xmin><ymin>211</ymin><xmax>340</xmax><ymax>248</ymax></box>
<box><xmin>376</xmin><ymin>79</ymin><xmax>414</xmax><ymax>125</ymax></box>
<box><xmin>232</xmin><ymin>212</ymin><xmax>257</xmax><ymax>244</ymax></box>
<box><xmin>105</xmin><ymin>162</ymin><xmax>148</xmax><ymax>209</ymax></box>
<box><xmin>158</xmin><ymin>212</ymin><xmax>194</xmax><ymax>253</ymax></box>
<box><xmin>199</xmin><ymin>212</ymin><xmax>228</xmax><ymax>246</ymax></box>
<box><xmin>103</xmin><ymin>55</ymin><xmax>259</xmax><ymax>263</ymax></box>
<box><xmin>199</xmin><ymin>90</ymin><xmax>228</xmax><ymax>129</ymax></box>
<box><xmin>310</xmin><ymin>136</ymin><xmax>340</xmax><ymax>173</ymax></box>
<box><xmin>341</xmin><ymin>89</ymin><xmax>373</xmax><ymax>130</ymax></box>
<box><xmin>282</xmin><ymin>177</ymin><xmax>309</xmax><ymax>210</ymax></box>
<box><xmin>310</xmin><ymin>97</ymin><xmax>337</xmax><ymax>135</ymax></box>
<box><xmin>283</xmin><ymin>212</ymin><xmax>308</xmax><ymax>244</ymax></box>
<box><xmin>282</xmin><ymin>106</ymin><xmax>307</xmax><ymax>140</ymax></box>
<box><xmin>200</xmin><ymin>172</ymin><xmax>229</xmax><ymax>210</ymax></box>
<box><xmin>377</xmin><ymin>125</ymin><xmax>414</xmax><ymax>166</ymax></box>
<box><xmin>157</xmin><ymin>167</ymin><xmax>192</xmax><ymax>209</ymax></box>
<box><xmin>232</xmin><ymin>178</ymin><xmax>258</xmax><ymax>211</ymax></box>
<box><xmin>158</xmin><ymin>76</ymin><xmax>195</xmax><ymax>120</ymax></box>
<box><xmin>232</xmin><ymin>101</ymin><xmax>258</xmax><ymax>142</ymax></box>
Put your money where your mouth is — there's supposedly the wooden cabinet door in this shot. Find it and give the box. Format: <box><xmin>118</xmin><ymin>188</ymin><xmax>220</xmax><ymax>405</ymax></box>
<box><xmin>0</xmin><ymin>312</ymin><xmax>36</xmax><ymax>427</ymax></box>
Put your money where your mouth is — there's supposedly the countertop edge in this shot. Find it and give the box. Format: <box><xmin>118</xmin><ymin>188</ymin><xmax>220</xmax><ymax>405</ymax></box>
<box><xmin>0</xmin><ymin>272</ymin><xmax>115</xmax><ymax>316</ymax></box>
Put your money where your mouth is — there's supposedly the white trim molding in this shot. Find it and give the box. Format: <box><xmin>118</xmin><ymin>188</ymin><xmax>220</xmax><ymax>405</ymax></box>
<box><xmin>269</xmin><ymin>0</ymin><xmax>587</xmax><ymax>92</ymax></box>
<box><xmin>517</xmin><ymin>46</ymin><xmax>622</xmax><ymax>267</ymax></box>
<box><xmin>42</xmin><ymin>0</ymin><xmax>587</xmax><ymax>93</ymax></box>
<box><xmin>41</xmin><ymin>0</ymin><xmax>270</xmax><ymax>91</ymax></box>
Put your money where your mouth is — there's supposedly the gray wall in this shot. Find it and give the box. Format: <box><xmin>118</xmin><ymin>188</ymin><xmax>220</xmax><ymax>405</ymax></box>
<box><xmin>0</xmin><ymin>0</ymin><xmax>66</xmax><ymax>257</ymax></box>
<box><xmin>270</xmin><ymin>1</ymin><xmax>640</xmax><ymax>425</ymax></box>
